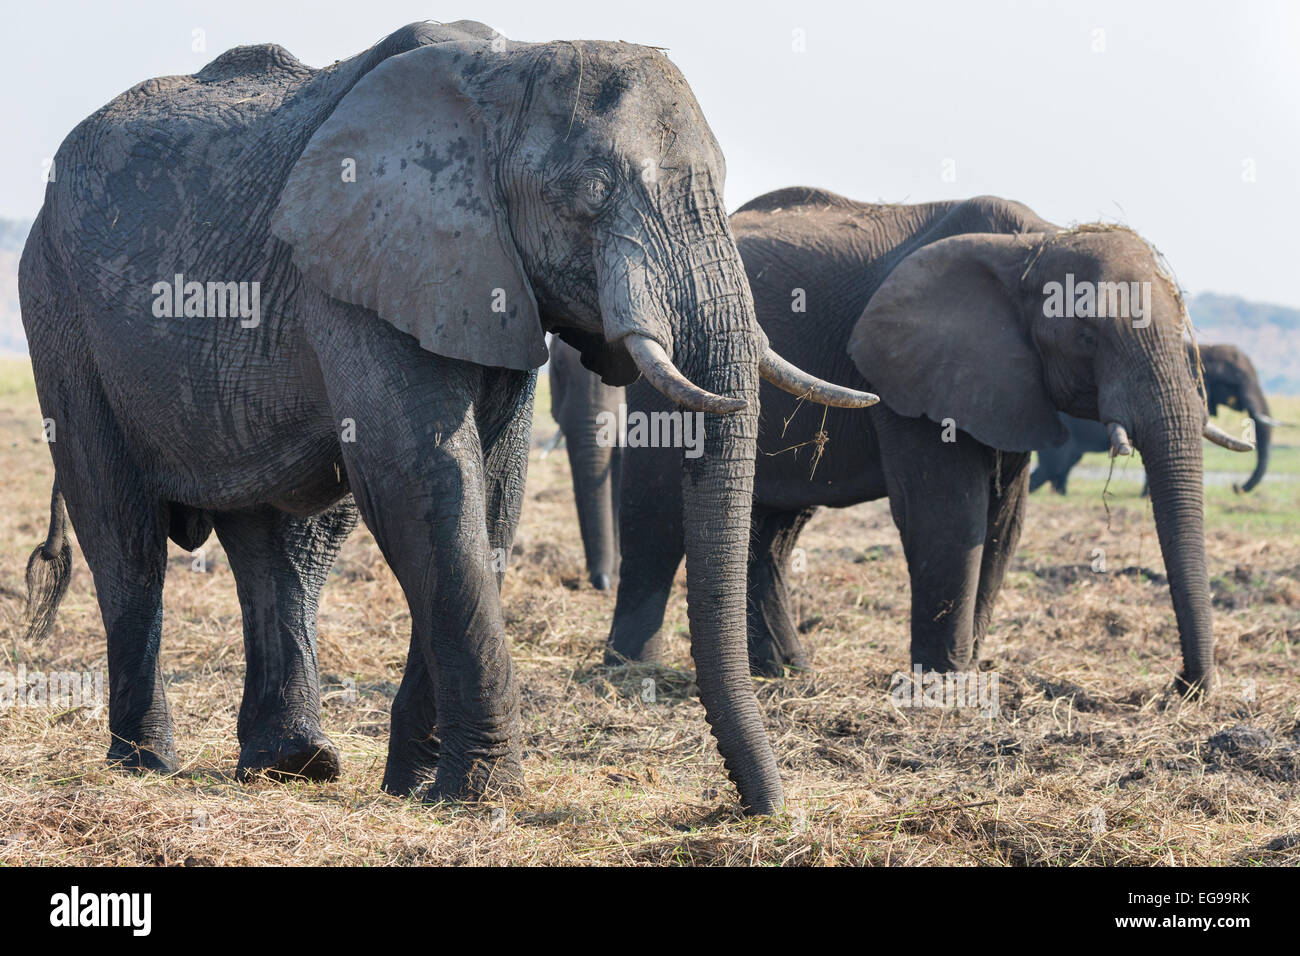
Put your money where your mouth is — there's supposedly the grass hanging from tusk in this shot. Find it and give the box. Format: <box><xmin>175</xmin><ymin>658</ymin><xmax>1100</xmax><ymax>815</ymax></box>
<box><xmin>761</xmin><ymin>389</ymin><xmax>832</xmax><ymax>480</ymax></box>
<box><xmin>1101</xmin><ymin>454</ymin><xmax>1117</xmax><ymax>532</ymax></box>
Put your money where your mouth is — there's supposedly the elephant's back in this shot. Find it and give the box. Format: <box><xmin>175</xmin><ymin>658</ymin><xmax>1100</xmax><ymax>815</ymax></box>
<box><xmin>39</xmin><ymin>48</ymin><xmax>321</xmax><ymax>289</ymax></box>
<box><xmin>37</xmin><ymin>23</ymin><xmax>475</xmax><ymax>313</ymax></box>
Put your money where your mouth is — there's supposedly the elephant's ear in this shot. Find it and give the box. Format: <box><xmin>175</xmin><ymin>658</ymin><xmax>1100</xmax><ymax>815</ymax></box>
<box><xmin>849</xmin><ymin>233</ymin><xmax>1067</xmax><ymax>452</ymax></box>
<box><xmin>272</xmin><ymin>42</ymin><xmax>546</xmax><ymax>371</ymax></box>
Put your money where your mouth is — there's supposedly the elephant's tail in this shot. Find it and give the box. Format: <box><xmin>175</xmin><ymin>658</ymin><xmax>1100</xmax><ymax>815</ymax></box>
<box><xmin>24</xmin><ymin>482</ymin><xmax>72</xmax><ymax>642</ymax></box>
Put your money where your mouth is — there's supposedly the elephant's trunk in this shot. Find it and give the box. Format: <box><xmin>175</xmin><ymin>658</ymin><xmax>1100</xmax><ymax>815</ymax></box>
<box><xmin>564</xmin><ymin>423</ymin><xmax>620</xmax><ymax>590</ymax></box>
<box><xmin>1132</xmin><ymin>400</ymin><xmax>1217</xmax><ymax>694</ymax></box>
<box><xmin>1240</xmin><ymin>398</ymin><xmax>1272</xmax><ymax>493</ymax></box>
<box><xmin>596</xmin><ymin>175</ymin><xmax>783</xmax><ymax>813</ymax></box>
<box><xmin>676</xmin><ymin>297</ymin><xmax>785</xmax><ymax>815</ymax></box>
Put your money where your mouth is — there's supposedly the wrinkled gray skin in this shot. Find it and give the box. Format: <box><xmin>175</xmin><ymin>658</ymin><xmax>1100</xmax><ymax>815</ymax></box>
<box><xmin>606</xmin><ymin>187</ymin><xmax>1227</xmax><ymax>694</ymax></box>
<box><xmin>18</xmin><ymin>22</ymin><xmax>873</xmax><ymax>814</ymax></box>
<box><xmin>1031</xmin><ymin>343</ymin><xmax>1273</xmax><ymax>494</ymax></box>
<box><xmin>548</xmin><ymin>337</ymin><xmax>624</xmax><ymax>590</ymax></box>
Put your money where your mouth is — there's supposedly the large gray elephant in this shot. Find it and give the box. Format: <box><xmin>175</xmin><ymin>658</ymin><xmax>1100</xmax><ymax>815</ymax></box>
<box><xmin>548</xmin><ymin>336</ymin><xmax>624</xmax><ymax>590</ymax></box>
<box><xmin>604</xmin><ymin>187</ymin><xmax>1250</xmax><ymax>693</ymax></box>
<box><xmin>18</xmin><ymin>24</ymin><xmax>873</xmax><ymax>814</ymax></box>
<box><xmin>1031</xmin><ymin>343</ymin><xmax>1278</xmax><ymax>494</ymax></box>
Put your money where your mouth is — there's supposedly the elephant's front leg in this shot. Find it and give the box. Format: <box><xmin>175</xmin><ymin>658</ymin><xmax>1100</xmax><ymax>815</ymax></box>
<box><xmin>376</xmin><ymin>442</ymin><xmax>522</xmax><ymax>801</ymax></box>
<box><xmin>214</xmin><ymin>502</ymin><xmax>358</xmax><ymax>781</ymax></box>
<box><xmin>320</xmin><ymin>336</ymin><xmax>524</xmax><ymax>802</ymax></box>
<box><xmin>877</xmin><ymin>413</ymin><xmax>993</xmax><ymax>672</ymax></box>
<box><xmin>378</xmin><ymin>366</ymin><xmax>535</xmax><ymax>796</ymax></box>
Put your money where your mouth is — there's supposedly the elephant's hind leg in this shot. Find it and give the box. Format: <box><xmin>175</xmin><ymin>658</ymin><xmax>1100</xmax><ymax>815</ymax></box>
<box><xmin>746</xmin><ymin>506</ymin><xmax>817</xmax><ymax>676</ymax></box>
<box><xmin>214</xmin><ymin>501</ymin><xmax>358</xmax><ymax>782</ymax></box>
<box><xmin>35</xmin><ymin>359</ymin><xmax>176</xmax><ymax>772</ymax></box>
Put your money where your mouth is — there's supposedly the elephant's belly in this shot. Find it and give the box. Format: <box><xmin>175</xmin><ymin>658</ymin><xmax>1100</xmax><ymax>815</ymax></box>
<box><xmin>84</xmin><ymin>309</ymin><xmax>342</xmax><ymax>510</ymax></box>
<box><xmin>754</xmin><ymin>409</ymin><xmax>886</xmax><ymax>510</ymax></box>
<box><xmin>755</xmin><ymin>448</ymin><xmax>887</xmax><ymax>510</ymax></box>
<box><xmin>157</xmin><ymin>430</ymin><xmax>345</xmax><ymax>513</ymax></box>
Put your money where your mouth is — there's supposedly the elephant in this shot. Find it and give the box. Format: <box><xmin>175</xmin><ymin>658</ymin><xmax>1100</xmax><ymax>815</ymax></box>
<box><xmin>604</xmin><ymin>187</ymin><xmax>1250</xmax><ymax>693</ymax></box>
<box><xmin>18</xmin><ymin>24</ymin><xmax>874</xmax><ymax>815</ymax></box>
<box><xmin>547</xmin><ymin>336</ymin><xmax>624</xmax><ymax>590</ymax></box>
<box><xmin>1031</xmin><ymin>343</ymin><xmax>1277</xmax><ymax>494</ymax></box>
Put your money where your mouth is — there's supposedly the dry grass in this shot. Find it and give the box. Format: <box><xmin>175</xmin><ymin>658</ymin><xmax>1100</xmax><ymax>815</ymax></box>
<box><xmin>0</xmin><ymin>360</ymin><xmax>1297</xmax><ymax>866</ymax></box>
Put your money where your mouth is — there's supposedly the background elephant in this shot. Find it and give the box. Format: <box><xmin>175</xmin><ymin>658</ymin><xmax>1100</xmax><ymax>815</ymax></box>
<box><xmin>1030</xmin><ymin>343</ymin><xmax>1276</xmax><ymax>494</ymax></box>
<box><xmin>19</xmin><ymin>23</ymin><xmax>872</xmax><ymax>814</ymax></box>
<box><xmin>607</xmin><ymin>187</ymin><xmax>1249</xmax><ymax>693</ymax></box>
<box><xmin>548</xmin><ymin>336</ymin><xmax>624</xmax><ymax>590</ymax></box>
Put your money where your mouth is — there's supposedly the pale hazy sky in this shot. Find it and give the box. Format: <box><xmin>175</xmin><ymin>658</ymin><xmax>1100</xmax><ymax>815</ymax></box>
<box><xmin>3</xmin><ymin>0</ymin><xmax>1298</xmax><ymax>306</ymax></box>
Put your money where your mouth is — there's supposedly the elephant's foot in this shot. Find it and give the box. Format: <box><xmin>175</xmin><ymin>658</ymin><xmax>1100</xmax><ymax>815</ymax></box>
<box><xmin>107</xmin><ymin>736</ymin><xmax>179</xmax><ymax>774</ymax></box>
<box><xmin>1173</xmin><ymin>670</ymin><xmax>1214</xmax><ymax>699</ymax></box>
<box><xmin>604</xmin><ymin>631</ymin><xmax>668</xmax><ymax>666</ymax></box>
<box><xmin>237</xmin><ymin>732</ymin><xmax>341</xmax><ymax>783</ymax></box>
<box><xmin>909</xmin><ymin>656</ymin><xmax>982</xmax><ymax>680</ymax></box>
<box><xmin>423</xmin><ymin>749</ymin><xmax>523</xmax><ymax>805</ymax></box>
<box><xmin>748</xmin><ymin>636</ymin><xmax>810</xmax><ymax>678</ymax></box>
<box><xmin>380</xmin><ymin>728</ymin><xmax>440</xmax><ymax>796</ymax></box>
<box><xmin>591</xmin><ymin>572</ymin><xmax>614</xmax><ymax>591</ymax></box>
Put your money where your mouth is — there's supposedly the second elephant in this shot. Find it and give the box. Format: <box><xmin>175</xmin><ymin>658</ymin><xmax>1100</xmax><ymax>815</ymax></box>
<box><xmin>576</xmin><ymin>187</ymin><xmax>1248</xmax><ymax>692</ymax></box>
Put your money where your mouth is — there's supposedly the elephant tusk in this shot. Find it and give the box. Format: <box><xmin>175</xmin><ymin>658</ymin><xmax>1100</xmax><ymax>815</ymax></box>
<box><xmin>1254</xmin><ymin>414</ymin><xmax>1286</xmax><ymax>428</ymax></box>
<box><xmin>539</xmin><ymin>427</ymin><xmax>565</xmax><ymax>459</ymax></box>
<box><xmin>1107</xmin><ymin>422</ymin><xmax>1133</xmax><ymax>457</ymax></box>
<box><xmin>623</xmin><ymin>335</ymin><xmax>747</xmax><ymax>414</ymax></box>
<box><xmin>759</xmin><ymin>348</ymin><xmax>880</xmax><ymax>409</ymax></box>
<box><xmin>1203</xmin><ymin>421</ymin><xmax>1254</xmax><ymax>452</ymax></box>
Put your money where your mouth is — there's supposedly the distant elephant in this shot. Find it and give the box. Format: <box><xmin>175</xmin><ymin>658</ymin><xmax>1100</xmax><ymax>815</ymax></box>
<box><xmin>548</xmin><ymin>336</ymin><xmax>624</xmax><ymax>590</ymax></box>
<box><xmin>19</xmin><ymin>24</ymin><xmax>873</xmax><ymax>814</ymax></box>
<box><xmin>1031</xmin><ymin>343</ymin><xmax>1277</xmax><ymax>494</ymax></box>
<box><xmin>607</xmin><ymin>187</ymin><xmax>1250</xmax><ymax>693</ymax></box>
<box><xmin>1029</xmin><ymin>415</ymin><xmax>1119</xmax><ymax>494</ymax></box>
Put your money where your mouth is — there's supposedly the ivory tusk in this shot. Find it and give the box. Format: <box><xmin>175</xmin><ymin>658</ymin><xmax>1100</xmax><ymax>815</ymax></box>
<box><xmin>759</xmin><ymin>348</ymin><xmax>879</xmax><ymax>409</ymax></box>
<box><xmin>1204</xmin><ymin>421</ymin><xmax>1254</xmax><ymax>452</ymax></box>
<box><xmin>623</xmin><ymin>335</ymin><xmax>747</xmax><ymax>414</ymax></box>
<box><xmin>1107</xmin><ymin>422</ymin><xmax>1133</xmax><ymax>457</ymax></box>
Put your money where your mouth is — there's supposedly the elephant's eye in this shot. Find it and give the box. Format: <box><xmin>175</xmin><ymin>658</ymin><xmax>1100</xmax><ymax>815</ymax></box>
<box><xmin>578</xmin><ymin>167</ymin><xmax>614</xmax><ymax>212</ymax></box>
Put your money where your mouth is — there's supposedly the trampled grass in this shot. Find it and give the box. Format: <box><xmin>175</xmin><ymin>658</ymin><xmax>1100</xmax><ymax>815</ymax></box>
<box><xmin>1</xmin><ymin>358</ymin><xmax>1297</xmax><ymax>865</ymax></box>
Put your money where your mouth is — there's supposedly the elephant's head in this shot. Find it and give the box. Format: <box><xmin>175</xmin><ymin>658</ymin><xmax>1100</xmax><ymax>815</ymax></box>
<box><xmin>270</xmin><ymin>21</ymin><xmax>875</xmax><ymax>813</ymax></box>
<box><xmin>1194</xmin><ymin>343</ymin><xmax>1275</xmax><ymax>493</ymax></box>
<box><xmin>851</xmin><ymin>225</ymin><xmax>1252</xmax><ymax>695</ymax></box>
